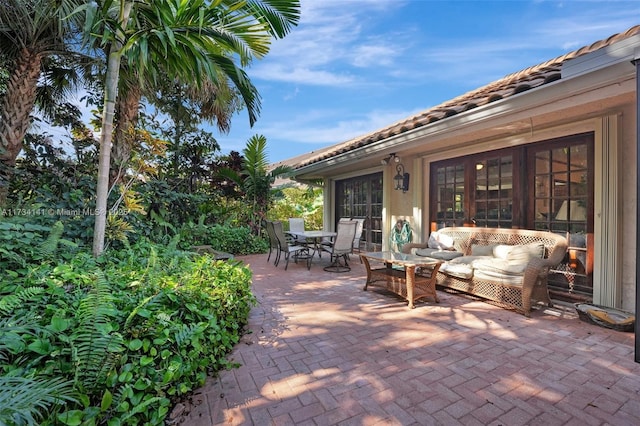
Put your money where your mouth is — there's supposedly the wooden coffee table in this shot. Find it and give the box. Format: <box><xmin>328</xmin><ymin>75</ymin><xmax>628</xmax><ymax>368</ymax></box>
<box><xmin>360</xmin><ymin>251</ymin><xmax>442</xmax><ymax>308</ymax></box>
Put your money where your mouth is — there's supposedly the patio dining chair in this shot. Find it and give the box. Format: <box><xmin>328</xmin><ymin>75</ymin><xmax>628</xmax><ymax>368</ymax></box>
<box><xmin>332</xmin><ymin>217</ymin><xmax>365</xmax><ymax>262</ymax></box>
<box><xmin>273</xmin><ymin>220</ymin><xmax>311</xmax><ymax>270</ymax></box>
<box><xmin>322</xmin><ymin>220</ymin><xmax>357</xmax><ymax>272</ymax></box>
<box><xmin>349</xmin><ymin>218</ymin><xmax>365</xmax><ymax>256</ymax></box>
<box><xmin>264</xmin><ymin>220</ymin><xmax>280</xmax><ymax>264</ymax></box>
<box><xmin>320</xmin><ymin>217</ymin><xmax>354</xmax><ymax>250</ymax></box>
<box><xmin>288</xmin><ymin>217</ymin><xmax>306</xmax><ymax>244</ymax></box>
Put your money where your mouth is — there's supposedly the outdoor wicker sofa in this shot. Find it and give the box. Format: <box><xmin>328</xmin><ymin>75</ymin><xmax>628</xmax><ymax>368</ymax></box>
<box><xmin>402</xmin><ymin>227</ymin><xmax>568</xmax><ymax>316</ymax></box>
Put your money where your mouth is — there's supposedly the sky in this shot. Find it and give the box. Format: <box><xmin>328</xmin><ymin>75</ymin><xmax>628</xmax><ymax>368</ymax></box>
<box><xmin>211</xmin><ymin>0</ymin><xmax>640</xmax><ymax>164</ymax></box>
<box><xmin>38</xmin><ymin>1</ymin><xmax>640</xmax><ymax>165</ymax></box>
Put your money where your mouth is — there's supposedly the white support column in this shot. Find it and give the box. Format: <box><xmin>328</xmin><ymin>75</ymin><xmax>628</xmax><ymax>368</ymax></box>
<box><xmin>593</xmin><ymin>114</ymin><xmax>622</xmax><ymax>307</ymax></box>
<box><xmin>411</xmin><ymin>157</ymin><xmax>423</xmax><ymax>242</ymax></box>
<box><xmin>382</xmin><ymin>166</ymin><xmax>391</xmax><ymax>251</ymax></box>
<box><xmin>323</xmin><ymin>178</ymin><xmax>333</xmax><ymax>231</ymax></box>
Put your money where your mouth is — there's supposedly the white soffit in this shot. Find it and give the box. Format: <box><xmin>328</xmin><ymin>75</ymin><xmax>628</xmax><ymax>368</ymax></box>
<box><xmin>562</xmin><ymin>34</ymin><xmax>640</xmax><ymax>79</ymax></box>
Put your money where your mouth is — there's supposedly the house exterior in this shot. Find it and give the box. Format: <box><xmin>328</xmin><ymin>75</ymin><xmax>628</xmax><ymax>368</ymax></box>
<box><xmin>277</xmin><ymin>25</ymin><xmax>640</xmax><ymax>312</ymax></box>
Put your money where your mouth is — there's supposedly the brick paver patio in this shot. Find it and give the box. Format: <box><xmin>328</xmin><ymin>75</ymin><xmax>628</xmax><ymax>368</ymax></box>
<box><xmin>176</xmin><ymin>253</ymin><xmax>640</xmax><ymax>425</ymax></box>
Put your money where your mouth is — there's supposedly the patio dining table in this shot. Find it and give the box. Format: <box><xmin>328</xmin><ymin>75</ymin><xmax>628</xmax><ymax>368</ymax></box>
<box><xmin>286</xmin><ymin>230</ymin><xmax>337</xmax><ymax>261</ymax></box>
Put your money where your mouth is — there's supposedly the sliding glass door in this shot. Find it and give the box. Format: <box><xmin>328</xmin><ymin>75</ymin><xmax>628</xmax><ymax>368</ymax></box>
<box><xmin>429</xmin><ymin>133</ymin><xmax>593</xmax><ymax>301</ymax></box>
<box><xmin>335</xmin><ymin>173</ymin><xmax>383</xmax><ymax>251</ymax></box>
<box><xmin>527</xmin><ymin>135</ymin><xmax>593</xmax><ymax>302</ymax></box>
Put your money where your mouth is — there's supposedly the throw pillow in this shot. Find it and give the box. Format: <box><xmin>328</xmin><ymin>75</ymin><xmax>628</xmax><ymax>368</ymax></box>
<box><xmin>507</xmin><ymin>243</ymin><xmax>545</xmax><ymax>263</ymax></box>
<box><xmin>427</xmin><ymin>231</ymin><xmax>455</xmax><ymax>250</ymax></box>
<box><xmin>492</xmin><ymin>244</ymin><xmax>514</xmax><ymax>260</ymax></box>
<box><xmin>470</xmin><ymin>244</ymin><xmax>497</xmax><ymax>256</ymax></box>
<box><xmin>427</xmin><ymin>232</ymin><xmax>440</xmax><ymax>249</ymax></box>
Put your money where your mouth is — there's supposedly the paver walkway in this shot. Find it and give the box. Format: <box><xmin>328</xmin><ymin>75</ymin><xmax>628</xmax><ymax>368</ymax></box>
<box><xmin>177</xmin><ymin>253</ymin><xmax>640</xmax><ymax>425</ymax></box>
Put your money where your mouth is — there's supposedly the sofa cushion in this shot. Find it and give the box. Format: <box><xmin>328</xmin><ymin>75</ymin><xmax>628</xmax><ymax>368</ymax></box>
<box><xmin>428</xmin><ymin>231</ymin><xmax>455</xmax><ymax>250</ymax></box>
<box><xmin>415</xmin><ymin>247</ymin><xmax>438</xmax><ymax>257</ymax></box>
<box><xmin>430</xmin><ymin>250</ymin><xmax>464</xmax><ymax>261</ymax></box>
<box><xmin>415</xmin><ymin>247</ymin><xmax>463</xmax><ymax>261</ymax></box>
<box><xmin>449</xmin><ymin>255</ymin><xmax>491</xmax><ymax>265</ymax></box>
<box><xmin>473</xmin><ymin>269</ymin><xmax>524</xmax><ymax>286</ymax></box>
<box><xmin>470</xmin><ymin>244</ymin><xmax>498</xmax><ymax>256</ymax></box>
<box><xmin>439</xmin><ymin>255</ymin><xmax>491</xmax><ymax>279</ymax></box>
<box><xmin>472</xmin><ymin>257</ymin><xmax>528</xmax><ymax>275</ymax></box>
<box><xmin>439</xmin><ymin>262</ymin><xmax>474</xmax><ymax>279</ymax></box>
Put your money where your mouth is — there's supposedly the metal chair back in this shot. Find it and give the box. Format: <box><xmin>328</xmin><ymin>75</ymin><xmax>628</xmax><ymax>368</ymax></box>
<box><xmin>265</xmin><ymin>220</ymin><xmax>279</xmax><ymax>263</ymax></box>
<box><xmin>332</xmin><ymin>220</ymin><xmax>358</xmax><ymax>255</ymax></box>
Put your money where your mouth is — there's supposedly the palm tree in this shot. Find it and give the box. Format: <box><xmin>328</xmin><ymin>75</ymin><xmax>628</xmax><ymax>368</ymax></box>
<box><xmin>110</xmin><ymin>68</ymin><xmax>240</xmax><ymax>187</ymax></box>
<box><xmin>219</xmin><ymin>134</ymin><xmax>292</xmax><ymax>234</ymax></box>
<box><xmin>0</xmin><ymin>0</ymin><xmax>84</xmax><ymax>205</ymax></box>
<box><xmin>83</xmin><ymin>0</ymin><xmax>300</xmax><ymax>256</ymax></box>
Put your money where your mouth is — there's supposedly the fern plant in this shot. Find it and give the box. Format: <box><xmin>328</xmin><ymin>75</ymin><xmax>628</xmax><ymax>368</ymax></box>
<box><xmin>70</xmin><ymin>271</ymin><xmax>123</xmax><ymax>394</ymax></box>
<box><xmin>0</xmin><ymin>287</ymin><xmax>45</xmax><ymax>316</ymax></box>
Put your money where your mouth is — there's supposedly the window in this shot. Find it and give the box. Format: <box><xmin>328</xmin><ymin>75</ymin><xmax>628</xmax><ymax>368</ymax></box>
<box><xmin>430</xmin><ymin>149</ymin><xmax>515</xmax><ymax>229</ymax></box>
<box><xmin>527</xmin><ymin>135</ymin><xmax>593</xmax><ymax>302</ymax></box>
<box><xmin>432</xmin><ymin>163</ymin><xmax>466</xmax><ymax>228</ymax></box>
<box><xmin>474</xmin><ymin>156</ymin><xmax>513</xmax><ymax>228</ymax></box>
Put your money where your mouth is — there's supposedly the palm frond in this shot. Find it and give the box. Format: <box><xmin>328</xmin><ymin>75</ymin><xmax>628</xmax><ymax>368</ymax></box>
<box><xmin>0</xmin><ymin>314</ymin><xmax>43</xmax><ymax>362</ymax></box>
<box><xmin>245</xmin><ymin>0</ymin><xmax>301</xmax><ymax>38</ymax></box>
<box><xmin>0</xmin><ymin>376</ymin><xmax>76</xmax><ymax>426</ymax></box>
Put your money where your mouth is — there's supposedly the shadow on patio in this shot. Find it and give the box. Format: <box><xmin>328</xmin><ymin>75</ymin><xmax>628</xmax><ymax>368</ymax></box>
<box><xmin>174</xmin><ymin>253</ymin><xmax>639</xmax><ymax>425</ymax></box>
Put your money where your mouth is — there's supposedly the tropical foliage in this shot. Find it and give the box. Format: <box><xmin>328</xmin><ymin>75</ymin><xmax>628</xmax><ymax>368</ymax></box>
<box><xmin>82</xmin><ymin>0</ymin><xmax>301</xmax><ymax>255</ymax></box>
<box><xmin>0</xmin><ymin>0</ymin><xmax>87</xmax><ymax>205</ymax></box>
<box><xmin>269</xmin><ymin>186</ymin><xmax>324</xmax><ymax>231</ymax></box>
<box><xmin>218</xmin><ymin>134</ymin><xmax>292</xmax><ymax>234</ymax></box>
<box><xmin>0</xmin><ymin>1</ymin><xmax>307</xmax><ymax>425</ymax></box>
<box><xmin>0</xmin><ymin>221</ymin><xmax>255</xmax><ymax>425</ymax></box>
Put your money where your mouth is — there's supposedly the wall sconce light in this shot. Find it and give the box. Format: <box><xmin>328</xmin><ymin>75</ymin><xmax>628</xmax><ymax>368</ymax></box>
<box><xmin>394</xmin><ymin>163</ymin><xmax>410</xmax><ymax>192</ymax></box>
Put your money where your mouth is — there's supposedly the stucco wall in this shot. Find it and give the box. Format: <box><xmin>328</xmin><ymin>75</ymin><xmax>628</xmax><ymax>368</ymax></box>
<box><xmin>387</xmin><ymin>99</ymin><xmax>637</xmax><ymax>311</ymax></box>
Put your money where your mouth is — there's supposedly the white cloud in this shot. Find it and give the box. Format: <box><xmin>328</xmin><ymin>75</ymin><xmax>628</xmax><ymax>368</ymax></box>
<box><xmin>250</xmin><ymin>0</ymin><xmax>411</xmax><ymax>86</ymax></box>
<box><xmin>254</xmin><ymin>107</ymin><xmax>424</xmax><ymax>146</ymax></box>
<box><xmin>250</xmin><ymin>64</ymin><xmax>354</xmax><ymax>86</ymax></box>
<box><xmin>283</xmin><ymin>87</ymin><xmax>299</xmax><ymax>101</ymax></box>
<box><xmin>351</xmin><ymin>43</ymin><xmax>402</xmax><ymax>68</ymax></box>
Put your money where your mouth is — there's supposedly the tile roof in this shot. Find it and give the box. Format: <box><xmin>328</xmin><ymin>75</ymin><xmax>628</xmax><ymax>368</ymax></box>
<box><xmin>292</xmin><ymin>24</ymin><xmax>640</xmax><ymax>170</ymax></box>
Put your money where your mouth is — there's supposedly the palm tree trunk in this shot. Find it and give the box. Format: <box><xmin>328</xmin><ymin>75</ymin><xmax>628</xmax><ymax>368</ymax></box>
<box><xmin>0</xmin><ymin>48</ymin><xmax>42</xmax><ymax>206</ymax></box>
<box><xmin>93</xmin><ymin>1</ymin><xmax>133</xmax><ymax>257</ymax></box>
<box><xmin>111</xmin><ymin>83</ymin><xmax>142</xmax><ymax>185</ymax></box>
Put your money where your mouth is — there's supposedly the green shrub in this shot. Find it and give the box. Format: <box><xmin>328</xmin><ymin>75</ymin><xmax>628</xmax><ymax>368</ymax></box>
<box><xmin>0</xmin><ymin>220</ymin><xmax>78</xmax><ymax>282</ymax></box>
<box><xmin>268</xmin><ymin>186</ymin><xmax>323</xmax><ymax>229</ymax></box>
<box><xmin>0</xmin><ymin>235</ymin><xmax>255</xmax><ymax>426</ymax></box>
<box><xmin>178</xmin><ymin>222</ymin><xmax>268</xmax><ymax>254</ymax></box>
